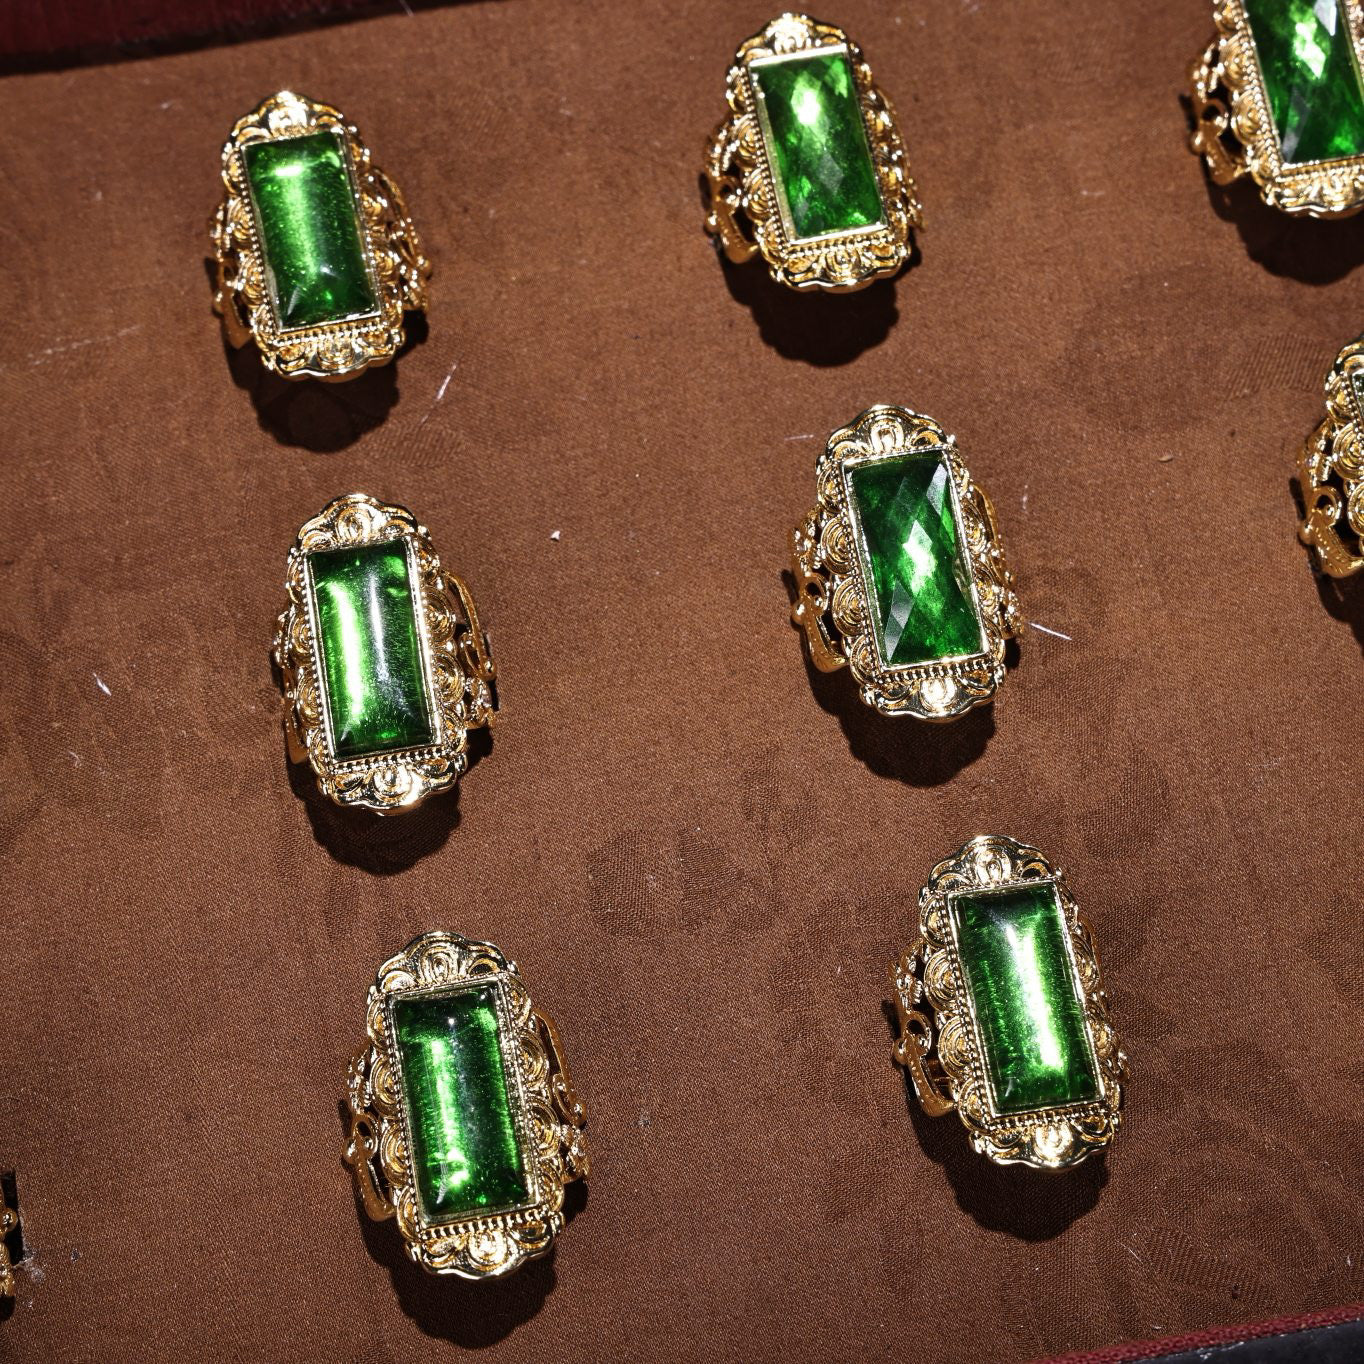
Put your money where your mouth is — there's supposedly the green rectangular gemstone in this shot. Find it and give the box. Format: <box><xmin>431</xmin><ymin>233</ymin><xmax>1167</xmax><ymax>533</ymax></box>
<box><xmin>1243</xmin><ymin>0</ymin><xmax>1364</xmax><ymax>164</ymax></box>
<box><xmin>306</xmin><ymin>539</ymin><xmax>435</xmax><ymax>760</ymax></box>
<box><xmin>751</xmin><ymin>49</ymin><xmax>884</xmax><ymax>239</ymax></box>
<box><xmin>949</xmin><ymin>883</ymin><xmax>1100</xmax><ymax>1116</ymax></box>
<box><xmin>391</xmin><ymin>982</ymin><xmax>531</xmax><ymax>1224</ymax></box>
<box><xmin>243</xmin><ymin>130</ymin><xmax>378</xmax><ymax>330</ymax></box>
<box><xmin>844</xmin><ymin>449</ymin><xmax>985</xmax><ymax>668</ymax></box>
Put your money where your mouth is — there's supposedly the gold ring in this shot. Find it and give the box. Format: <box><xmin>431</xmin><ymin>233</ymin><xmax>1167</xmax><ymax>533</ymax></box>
<box><xmin>1299</xmin><ymin>334</ymin><xmax>1364</xmax><ymax>577</ymax></box>
<box><xmin>891</xmin><ymin>835</ymin><xmax>1127</xmax><ymax>1170</ymax></box>
<box><xmin>211</xmin><ymin>91</ymin><xmax>430</xmax><ymax>380</ymax></box>
<box><xmin>1188</xmin><ymin>1</ymin><xmax>1364</xmax><ymax>217</ymax></box>
<box><xmin>704</xmin><ymin>13</ymin><xmax>920</xmax><ymax>291</ymax></box>
<box><xmin>791</xmin><ymin>405</ymin><xmax>1019</xmax><ymax>720</ymax></box>
<box><xmin>344</xmin><ymin>930</ymin><xmax>588</xmax><ymax>1278</ymax></box>
<box><xmin>0</xmin><ymin>1171</ymin><xmax>20</xmax><ymax>1301</ymax></box>
<box><xmin>274</xmin><ymin>493</ymin><xmax>496</xmax><ymax>814</ymax></box>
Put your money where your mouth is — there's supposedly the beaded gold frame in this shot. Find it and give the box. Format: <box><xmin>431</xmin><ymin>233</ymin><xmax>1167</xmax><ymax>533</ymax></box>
<box><xmin>891</xmin><ymin>835</ymin><xmax>1127</xmax><ymax>1170</ymax></box>
<box><xmin>344</xmin><ymin>930</ymin><xmax>588</xmax><ymax>1279</ymax></box>
<box><xmin>1299</xmin><ymin>335</ymin><xmax>1364</xmax><ymax>577</ymax></box>
<box><xmin>274</xmin><ymin>493</ymin><xmax>496</xmax><ymax>814</ymax></box>
<box><xmin>791</xmin><ymin>405</ymin><xmax>1019</xmax><ymax>720</ymax></box>
<box><xmin>211</xmin><ymin>91</ymin><xmax>430</xmax><ymax>379</ymax></box>
<box><xmin>704</xmin><ymin>13</ymin><xmax>920</xmax><ymax>290</ymax></box>
<box><xmin>1188</xmin><ymin>0</ymin><xmax>1364</xmax><ymax>216</ymax></box>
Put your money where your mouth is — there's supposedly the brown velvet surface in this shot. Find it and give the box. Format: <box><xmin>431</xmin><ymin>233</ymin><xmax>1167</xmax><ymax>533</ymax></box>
<box><xmin>0</xmin><ymin>0</ymin><xmax>423</xmax><ymax>71</ymax></box>
<box><xmin>2</xmin><ymin>1</ymin><xmax>1363</xmax><ymax>1360</ymax></box>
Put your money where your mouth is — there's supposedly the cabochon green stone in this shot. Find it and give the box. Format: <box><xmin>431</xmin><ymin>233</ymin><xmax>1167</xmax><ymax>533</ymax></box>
<box><xmin>751</xmin><ymin>50</ymin><xmax>884</xmax><ymax>239</ymax></box>
<box><xmin>307</xmin><ymin>540</ymin><xmax>435</xmax><ymax>760</ymax></box>
<box><xmin>243</xmin><ymin>130</ymin><xmax>377</xmax><ymax>330</ymax></box>
<box><xmin>846</xmin><ymin>450</ymin><xmax>983</xmax><ymax>668</ymax></box>
<box><xmin>950</xmin><ymin>883</ymin><xmax>1099</xmax><ymax>1116</ymax></box>
<box><xmin>392</xmin><ymin>983</ymin><xmax>530</xmax><ymax>1223</ymax></box>
<box><xmin>1243</xmin><ymin>0</ymin><xmax>1364</xmax><ymax>165</ymax></box>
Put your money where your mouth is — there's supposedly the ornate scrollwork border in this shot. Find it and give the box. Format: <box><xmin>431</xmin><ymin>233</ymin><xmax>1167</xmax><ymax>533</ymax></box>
<box><xmin>1188</xmin><ymin>0</ymin><xmax>1364</xmax><ymax>216</ymax></box>
<box><xmin>705</xmin><ymin>13</ymin><xmax>920</xmax><ymax>290</ymax></box>
<box><xmin>1299</xmin><ymin>335</ymin><xmax>1364</xmax><ymax>577</ymax></box>
<box><xmin>211</xmin><ymin>91</ymin><xmax>430</xmax><ymax>379</ymax></box>
<box><xmin>344</xmin><ymin>930</ymin><xmax>588</xmax><ymax>1279</ymax></box>
<box><xmin>891</xmin><ymin>835</ymin><xmax>1126</xmax><ymax>1170</ymax></box>
<box><xmin>274</xmin><ymin>493</ymin><xmax>496</xmax><ymax>814</ymax></box>
<box><xmin>790</xmin><ymin>405</ymin><xmax>1019</xmax><ymax>720</ymax></box>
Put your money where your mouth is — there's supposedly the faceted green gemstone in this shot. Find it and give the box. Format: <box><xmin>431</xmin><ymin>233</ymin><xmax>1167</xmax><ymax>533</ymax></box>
<box><xmin>306</xmin><ymin>539</ymin><xmax>435</xmax><ymax>760</ymax></box>
<box><xmin>243</xmin><ymin>130</ymin><xmax>377</xmax><ymax>330</ymax></box>
<box><xmin>391</xmin><ymin>983</ymin><xmax>530</xmax><ymax>1223</ymax></box>
<box><xmin>949</xmin><ymin>884</ymin><xmax>1100</xmax><ymax>1116</ymax></box>
<box><xmin>751</xmin><ymin>50</ymin><xmax>884</xmax><ymax>239</ymax></box>
<box><xmin>845</xmin><ymin>450</ymin><xmax>984</xmax><ymax>668</ymax></box>
<box><xmin>1243</xmin><ymin>0</ymin><xmax>1364</xmax><ymax>165</ymax></box>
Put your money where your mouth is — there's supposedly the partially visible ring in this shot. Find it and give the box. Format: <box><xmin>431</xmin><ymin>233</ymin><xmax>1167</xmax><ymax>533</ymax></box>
<box><xmin>1298</xmin><ymin>334</ymin><xmax>1364</xmax><ymax>578</ymax></box>
<box><xmin>1188</xmin><ymin>2</ymin><xmax>1364</xmax><ymax>218</ymax></box>
<box><xmin>0</xmin><ymin>1172</ymin><xmax>20</xmax><ymax>1300</ymax></box>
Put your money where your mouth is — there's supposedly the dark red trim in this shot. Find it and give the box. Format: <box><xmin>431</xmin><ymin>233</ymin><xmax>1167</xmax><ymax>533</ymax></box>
<box><xmin>1040</xmin><ymin>1301</ymin><xmax>1364</xmax><ymax>1363</ymax></box>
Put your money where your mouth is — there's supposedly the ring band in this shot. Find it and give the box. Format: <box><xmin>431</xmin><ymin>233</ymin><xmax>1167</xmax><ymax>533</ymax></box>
<box><xmin>344</xmin><ymin>930</ymin><xmax>588</xmax><ymax>1278</ymax></box>
<box><xmin>211</xmin><ymin>91</ymin><xmax>431</xmax><ymax>380</ymax></box>
<box><xmin>704</xmin><ymin>13</ymin><xmax>920</xmax><ymax>291</ymax></box>
<box><xmin>891</xmin><ymin>835</ymin><xmax>1127</xmax><ymax>1170</ymax></box>
<box><xmin>791</xmin><ymin>405</ymin><xmax>1019</xmax><ymax>720</ymax></box>
<box><xmin>274</xmin><ymin>493</ymin><xmax>496</xmax><ymax>813</ymax></box>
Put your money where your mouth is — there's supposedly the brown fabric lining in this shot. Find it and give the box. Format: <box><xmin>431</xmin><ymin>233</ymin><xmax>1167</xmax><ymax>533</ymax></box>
<box><xmin>2</xmin><ymin>2</ymin><xmax>1363</xmax><ymax>1360</ymax></box>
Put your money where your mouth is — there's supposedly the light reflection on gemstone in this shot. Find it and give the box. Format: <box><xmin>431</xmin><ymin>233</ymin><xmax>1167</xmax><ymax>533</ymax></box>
<box><xmin>1244</xmin><ymin>0</ymin><xmax>1364</xmax><ymax>164</ymax></box>
<box><xmin>950</xmin><ymin>884</ymin><xmax>1099</xmax><ymax>1115</ymax></box>
<box><xmin>307</xmin><ymin>540</ymin><xmax>434</xmax><ymax>759</ymax></box>
<box><xmin>752</xmin><ymin>51</ymin><xmax>884</xmax><ymax>238</ymax></box>
<box><xmin>392</xmin><ymin>984</ymin><xmax>529</xmax><ymax>1223</ymax></box>
<box><xmin>847</xmin><ymin>451</ymin><xmax>983</xmax><ymax>668</ymax></box>
<box><xmin>243</xmin><ymin>129</ymin><xmax>377</xmax><ymax>328</ymax></box>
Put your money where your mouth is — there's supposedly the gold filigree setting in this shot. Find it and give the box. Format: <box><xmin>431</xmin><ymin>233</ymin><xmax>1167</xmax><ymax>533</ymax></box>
<box><xmin>704</xmin><ymin>13</ymin><xmax>920</xmax><ymax>290</ymax></box>
<box><xmin>891</xmin><ymin>835</ymin><xmax>1127</xmax><ymax>1170</ymax></box>
<box><xmin>790</xmin><ymin>405</ymin><xmax>1020</xmax><ymax>721</ymax></box>
<box><xmin>344</xmin><ymin>930</ymin><xmax>588</xmax><ymax>1279</ymax></box>
<box><xmin>273</xmin><ymin>493</ymin><xmax>496</xmax><ymax>814</ymax></box>
<box><xmin>211</xmin><ymin>91</ymin><xmax>430</xmax><ymax>379</ymax></box>
<box><xmin>1188</xmin><ymin>0</ymin><xmax>1364</xmax><ymax>216</ymax></box>
<box><xmin>1298</xmin><ymin>334</ymin><xmax>1364</xmax><ymax>576</ymax></box>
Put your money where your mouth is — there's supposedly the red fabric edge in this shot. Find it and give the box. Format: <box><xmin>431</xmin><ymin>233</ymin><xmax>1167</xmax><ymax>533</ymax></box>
<box><xmin>1037</xmin><ymin>1301</ymin><xmax>1364</xmax><ymax>1363</ymax></box>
